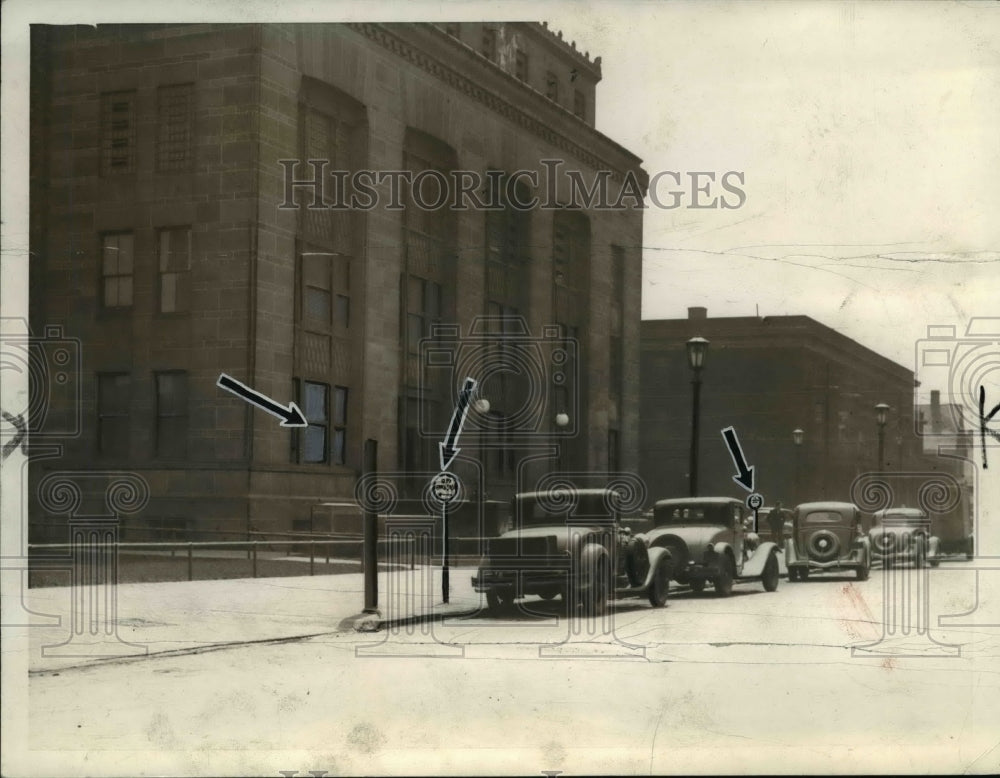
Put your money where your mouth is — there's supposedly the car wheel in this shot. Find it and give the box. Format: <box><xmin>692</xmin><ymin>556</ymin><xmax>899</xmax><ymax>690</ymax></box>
<box><xmin>914</xmin><ymin>542</ymin><xmax>926</xmax><ymax>569</ymax></box>
<box><xmin>762</xmin><ymin>552</ymin><xmax>779</xmax><ymax>592</ymax></box>
<box><xmin>856</xmin><ymin>555</ymin><xmax>870</xmax><ymax>581</ymax></box>
<box><xmin>538</xmin><ymin>589</ymin><xmax>558</xmax><ymax>600</ymax></box>
<box><xmin>647</xmin><ymin>558</ymin><xmax>670</xmax><ymax>608</ymax></box>
<box><xmin>788</xmin><ymin>567</ymin><xmax>799</xmax><ymax>582</ymax></box>
<box><xmin>713</xmin><ymin>555</ymin><xmax>735</xmax><ymax>597</ymax></box>
<box><xmin>929</xmin><ymin>559</ymin><xmax>940</xmax><ymax>568</ymax></box>
<box><xmin>582</xmin><ymin>559</ymin><xmax>610</xmax><ymax>617</ymax></box>
<box><xmin>689</xmin><ymin>578</ymin><xmax>706</xmax><ymax>593</ymax></box>
<box><xmin>799</xmin><ymin>568</ymin><xmax>810</xmax><ymax>581</ymax></box>
<box><xmin>486</xmin><ymin>589</ymin><xmax>514</xmax><ymax>614</ymax></box>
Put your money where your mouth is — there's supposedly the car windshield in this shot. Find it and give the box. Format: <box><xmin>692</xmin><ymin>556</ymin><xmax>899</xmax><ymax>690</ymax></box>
<box><xmin>513</xmin><ymin>493</ymin><xmax>617</xmax><ymax>527</ymax></box>
<box><xmin>653</xmin><ymin>503</ymin><xmax>734</xmax><ymax>526</ymax></box>
<box><xmin>804</xmin><ymin>511</ymin><xmax>847</xmax><ymax>524</ymax></box>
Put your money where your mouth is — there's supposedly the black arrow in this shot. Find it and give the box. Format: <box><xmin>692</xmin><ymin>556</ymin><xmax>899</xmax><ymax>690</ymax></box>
<box><xmin>216</xmin><ymin>373</ymin><xmax>307</xmax><ymax>427</ymax></box>
<box><xmin>1</xmin><ymin>410</ymin><xmax>27</xmax><ymax>461</ymax></box>
<box><xmin>721</xmin><ymin>426</ymin><xmax>755</xmax><ymax>492</ymax></box>
<box><xmin>439</xmin><ymin>377</ymin><xmax>477</xmax><ymax>471</ymax></box>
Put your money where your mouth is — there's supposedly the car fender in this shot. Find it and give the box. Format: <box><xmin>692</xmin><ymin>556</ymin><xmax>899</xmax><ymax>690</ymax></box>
<box><xmin>739</xmin><ymin>541</ymin><xmax>779</xmax><ymax>578</ymax></box>
<box><xmin>577</xmin><ymin>541</ymin><xmax>608</xmax><ymax>589</ymax></box>
<box><xmin>785</xmin><ymin>538</ymin><xmax>801</xmax><ymax>565</ymax></box>
<box><xmin>708</xmin><ymin>542</ymin><xmax>736</xmax><ymax>575</ymax></box>
<box><xmin>928</xmin><ymin>535</ymin><xmax>941</xmax><ymax>558</ymax></box>
<box><xmin>640</xmin><ymin>545</ymin><xmax>673</xmax><ymax>590</ymax></box>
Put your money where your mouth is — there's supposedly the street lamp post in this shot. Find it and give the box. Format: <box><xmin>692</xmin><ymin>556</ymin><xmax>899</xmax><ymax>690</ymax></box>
<box><xmin>792</xmin><ymin>428</ymin><xmax>804</xmax><ymax>503</ymax></box>
<box><xmin>875</xmin><ymin>403</ymin><xmax>889</xmax><ymax>473</ymax></box>
<box><xmin>686</xmin><ymin>337</ymin><xmax>709</xmax><ymax>497</ymax></box>
<box><xmin>555</xmin><ymin>411</ymin><xmax>570</xmax><ymax>471</ymax></box>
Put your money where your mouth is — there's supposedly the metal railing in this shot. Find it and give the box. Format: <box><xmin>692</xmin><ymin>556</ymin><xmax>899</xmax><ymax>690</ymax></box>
<box><xmin>27</xmin><ymin>538</ymin><xmax>424</xmax><ymax>582</ymax></box>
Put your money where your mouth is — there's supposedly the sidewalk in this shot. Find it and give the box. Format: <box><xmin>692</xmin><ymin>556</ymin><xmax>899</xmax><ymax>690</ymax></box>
<box><xmin>13</xmin><ymin>564</ymin><xmax>482</xmax><ymax>674</ymax></box>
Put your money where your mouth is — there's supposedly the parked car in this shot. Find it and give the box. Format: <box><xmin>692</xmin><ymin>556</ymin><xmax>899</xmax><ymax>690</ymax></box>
<box><xmin>785</xmin><ymin>501</ymin><xmax>871</xmax><ymax>581</ymax></box>
<box><xmin>638</xmin><ymin>497</ymin><xmax>780</xmax><ymax>596</ymax></box>
<box><xmin>472</xmin><ymin>488</ymin><xmax>673</xmax><ymax>616</ymax></box>
<box><xmin>757</xmin><ymin>506</ymin><xmax>794</xmax><ymax>545</ymax></box>
<box><xmin>869</xmin><ymin>507</ymin><xmax>941</xmax><ymax>568</ymax></box>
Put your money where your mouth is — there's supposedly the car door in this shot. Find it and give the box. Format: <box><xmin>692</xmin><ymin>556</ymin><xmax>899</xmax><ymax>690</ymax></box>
<box><xmin>731</xmin><ymin>503</ymin><xmax>745</xmax><ymax>572</ymax></box>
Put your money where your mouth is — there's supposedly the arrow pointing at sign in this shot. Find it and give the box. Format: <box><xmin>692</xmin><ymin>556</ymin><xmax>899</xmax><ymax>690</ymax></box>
<box><xmin>216</xmin><ymin>373</ymin><xmax>307</xmax><ymax>427</ymax></box>
<box><xmin>721</xmin><ymin>426</ymin><xmax>755</xmax><ymax>492</ymax></box>
<box><xmin>439</xmin><ymin>377</ymin><xmax>477</xmax><ymax>471</ymax></box>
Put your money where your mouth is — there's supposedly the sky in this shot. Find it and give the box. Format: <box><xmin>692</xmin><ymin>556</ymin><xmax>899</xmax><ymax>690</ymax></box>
<box><xmin>2</xmin><ymin>0</ymin><xmax>998</xmax><ymax>403</ymax></box>
<box><xmin>543</xmin><ymin>1</ymin><xmax>1000</xmax><ymax>401</ymax></box>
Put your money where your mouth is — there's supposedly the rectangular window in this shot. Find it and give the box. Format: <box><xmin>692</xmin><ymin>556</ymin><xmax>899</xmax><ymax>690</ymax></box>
<box><xmin>101</xmin><ymin>233</ymin><xmax>134</xmax><ymax>308</ymax></box>
<box><xmin>573</xmin><ymin>89</ymin><xmax>586</xmax><ymax>119</ymax></box>
<box><xmin>97</xmin><ymin>373</ymin><xmax>130</xmax><ymax>456</ymax></box>
<box><xmin>515</xmin><ymin>49</ymin><xmax>529</xmax><ymax>82</ymax></box>
<box><xmin>301</xmin><ymin>251</ymin><xmax>350</xmax><ymax>333</ymax></box>
<box><xmin>406</xmin><ymin>275</ymin><xmax>442</xmax><ymax>355</ymax></box>
<box><xmin>156</xmin><ymin>83</ymin><xmax>194</xmax><ymax>172</ymax></box>
<box><xmin>481</xmin><ymin>27</ymin><xmax>498</xmax><ymax>62</ymax></box>
<box><xmin>155</xmin><ymin>371</ymin><xmax>188</xmax><ymax>458</ymax></box>
<box><xmin>302</xmin><ymin>381</ymin><xmax>329</xmax><ymax>464</ymax></box>
<box><xmin>158</xmin><ymin>227</ymin><xmax>191</xmax><ymax>313</ymax></box>
<box><xmin>545</xmin><ymin>72</ymin><xmax>559</xmax><ymax>102</ymax></box>
<box><xmin>101</xmin><ymin>91</ymin><xmax>136</xmax><ymax>175</ymax></box>
<box><xmin>333</xmin><ymin>386</ymin><xmax>348</xmax><ymax>465</ymax></box>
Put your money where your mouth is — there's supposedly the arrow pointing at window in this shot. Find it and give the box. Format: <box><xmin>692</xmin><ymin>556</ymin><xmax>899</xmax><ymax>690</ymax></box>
<box><xmin>721</xmin><ymin>426</ymin><xmax>755</xmax><ymax>492</ymax></box>
<box><xmin>216</xmin><ymin>373</ymin><xmax>307</xmax><ymax>427</ymax></box>
<box><xmin>439</xmin><ymin>377</ymin><xmax>477</xmax><ymax>471</ymax></box>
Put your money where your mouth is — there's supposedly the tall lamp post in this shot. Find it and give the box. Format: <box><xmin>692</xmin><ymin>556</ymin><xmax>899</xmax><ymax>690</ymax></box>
<box><xmin>792</xmin><ymin>428</ymin><xmax>804</xmax><ymax>503</ymax></box>
<box><xmin>686</xmin><ymin>337</ymin><xmax>709</xmax><ymax>497</ymax></box>
<box><xmin>875</xmin><ymin>403</ymin><xmax>889</xmax><ymax>473</ymax></box>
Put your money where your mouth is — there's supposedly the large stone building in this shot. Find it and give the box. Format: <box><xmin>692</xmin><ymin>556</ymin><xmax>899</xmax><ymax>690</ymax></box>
<box><xmin>29</xmin><ymin>22</ymin><xmax>647</xmax><ymax>539</ymax></box>
<box><xmin>640</xmin><ymin>308</ymin><xmax>928</xmax><ymax>508</ymax></box>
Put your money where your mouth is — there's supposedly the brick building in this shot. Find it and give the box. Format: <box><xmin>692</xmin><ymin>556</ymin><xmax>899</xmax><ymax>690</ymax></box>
<box><xmin>640</xmin><ymin>308</ymin><xmax>927</xmax><ymax>508</ymax></box>
<box><xmin>29</xmin><ymin>23</ymin><xmax>647</xmax><ymax>539</ymax></box>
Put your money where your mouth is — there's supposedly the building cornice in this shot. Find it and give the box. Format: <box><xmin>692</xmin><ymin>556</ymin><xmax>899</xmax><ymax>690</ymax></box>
<box><xmin>346</xmin><ymin>22</ymin><xmax>647</xmax><ymax>189</ymax></box>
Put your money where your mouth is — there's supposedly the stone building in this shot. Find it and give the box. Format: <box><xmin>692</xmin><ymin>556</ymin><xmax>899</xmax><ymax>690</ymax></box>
<box><xmin>29</xmin><ymin>22</ymin><xmax>647</xmax><ymax>538</ymax></box>
<box><xmin>640</xmin><ymin>308</ymin><xmax>927</xmax><ymax>508</ymax></box>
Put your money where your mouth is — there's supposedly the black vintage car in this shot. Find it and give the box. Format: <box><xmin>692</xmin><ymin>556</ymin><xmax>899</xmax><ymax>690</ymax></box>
<box><xmin>785</xmin><ymin>501</ymin><xmax>871</xmax><ymax>581</ymax></box>
<box><xmin>472</xmin><ymin>488</ymin><xmax>672</xmax><ymax>616</ymax></box>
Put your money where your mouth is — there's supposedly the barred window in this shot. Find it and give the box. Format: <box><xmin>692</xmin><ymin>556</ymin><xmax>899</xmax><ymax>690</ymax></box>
<box><xmin>101</xmin><ymin>91</ymin><xmax>136</xmax><ymax>175</ymax></box>
<box><xmin>159</xmin><ymin>227</ymin><xmax>192</xmax><ymax>313</ymax></box>
<box><xmin>333</xmin><ymin>386</ymin><xmax>348</xmax><ymax>465</ymax></box>
<box><xmin>157</xmin><ymin>84</ymin><xmax>194</xmax><ymax>172</ymax></box>
<box><xmin>301</xmin><ymin>381</ymin><xmax>329</xmax><ymax>464</ymax></box>
<box><xmin>101</xmin><ymin>233</ymin><xmax>134</xmax><ymax>308</ymax></box>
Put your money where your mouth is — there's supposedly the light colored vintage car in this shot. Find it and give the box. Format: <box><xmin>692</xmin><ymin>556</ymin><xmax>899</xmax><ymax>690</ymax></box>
<box><xmin>472</xmin><ymin>488</ymin><xmax>673</xmax><ymax>616</ymax></box>
<box><xmin>638</xmin><ymin>497</ymin><xmax>781</xmax><ymax>596</ymax></box>
<box><xmin>869</xmin><ymin>507</ymin><xmax>941</xmax><ymax>568</ymax></box>
<box><xmin>785</xmin><ymin>501</ymin><xmax>871</xmax><ymax>581</ymax></box>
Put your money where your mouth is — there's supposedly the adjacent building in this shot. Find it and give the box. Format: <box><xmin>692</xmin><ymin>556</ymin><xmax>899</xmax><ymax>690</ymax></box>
<box><xmin>29</xmin><ymin>22</ymin><xmax>647</xmax><ymax>539</ymax></box>
<box><xmin>640</xmin><ymin>308</ymin><xmax>927</xmax><ymax>507</ymax></box>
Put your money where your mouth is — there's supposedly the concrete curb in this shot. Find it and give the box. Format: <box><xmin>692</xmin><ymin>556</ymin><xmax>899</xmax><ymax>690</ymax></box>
<box><xmin>337</xmin><ymin>603</ymin><xmax>482</xmax><ymax>633</ymax></box>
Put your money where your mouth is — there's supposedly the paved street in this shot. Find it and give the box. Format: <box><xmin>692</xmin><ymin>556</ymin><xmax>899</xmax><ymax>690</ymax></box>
<box><xmin>17</xmin><ymin>560</ymin><xmax>1000</xmax><ymax>776</ymax></box>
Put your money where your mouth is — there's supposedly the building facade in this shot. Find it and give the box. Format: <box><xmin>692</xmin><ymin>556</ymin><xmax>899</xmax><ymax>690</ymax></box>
<box><xmin>29</xmin><ymin>22</ymin><xmax>647</xmax><ymax>539</ymax></box>
<box><xmin>640</xmin><ymin>308</ymin><xmax>928</xmax><ymax>508</ymax></box>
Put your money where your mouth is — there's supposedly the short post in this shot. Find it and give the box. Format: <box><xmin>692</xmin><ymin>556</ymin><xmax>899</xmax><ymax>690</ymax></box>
<box><xmin>362</xmin><ymin>439</ymin><xmax>378</xmax><ymax>613</ymax></box>
<box><xmin>252</xmin><ymin>544</ymin><xmax>258</xmax><ymax>578</ymax></box>
<box><xmin>442</xmin><ymin>501</ymin><xmax>450</xmax><ymax>604</ymax></box>
<box><xmin>187</xmin><ymin>543</ymin><xmax>193</xmax><ymax>581</ymax></box>
<box><xmin>309</xmin><ymin>542</ymin><xmax>315</xmax><ymax>576</ymax></box>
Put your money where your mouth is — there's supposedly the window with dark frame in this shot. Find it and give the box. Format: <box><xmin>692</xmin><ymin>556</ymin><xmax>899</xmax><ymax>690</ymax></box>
<box><xmin>158</xmin><ymin>227</ymin><xmax>192</xmax><ymax>313</ymax></box>
<box><xmin>156</xmin><ymin>83</ymin><xmax>194</xmax><ymax>172</ymax></box>
<box><xmin>301</xmin><ymin>381</ymin><xmax>329</xmax><ymax>464</ymax></box>
<box><xmin>481</xmin><ymin>26</ymin><xmax>498</xmax><ymax>62</ymax></box>
<box><xmin>333</xmin><ymin>386</ymin><xmax>348</xmax><ymax>465</ymax></box>
<box><xmin>101</xmin><ymin>90</ymin><xmax>137</xmax><ymax>175</ymax></box>
<box><xmin>101</xmin><ymin>233</ymin><xmax>134</xmax><ymax>309</ymax></box>
<box><xmin>515</xmin><ymin>49</ymin><xmax>529</xmax><ymax>82</ymax></box>
<box><xmin>155</xmin><ymin>371</ymin><xmax>188</xmax><ymax>458</ymax></box>
<box><xmin>545</xmin><ymin>71</ymin><xmax>559</xmax><ymax>102</ymax></box>
<box><xmin>97</xmin><ymin>373</ymin><xmax>130</xmax><ymax>456</ymax></box>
